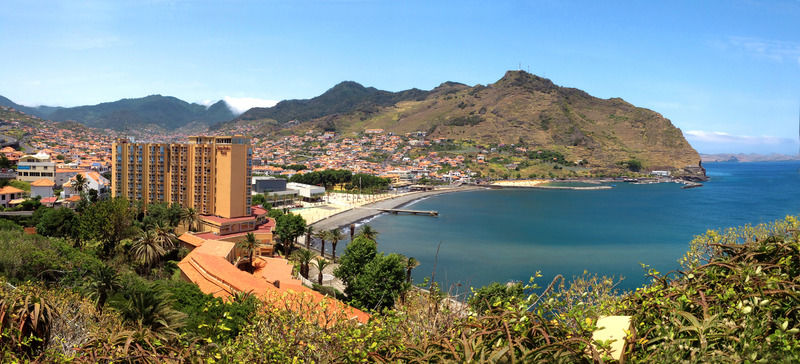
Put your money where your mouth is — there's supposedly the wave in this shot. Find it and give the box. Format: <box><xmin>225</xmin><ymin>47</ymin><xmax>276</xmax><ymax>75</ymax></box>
<box><xmin>353</xmin><ymin>212</ymin><xmax>388</xmax><ymax>227</ymax></box>
<box><xmin>402</xmin><ymin>196</ymin><xmax>430</xmax><ymax>208</ymax></box>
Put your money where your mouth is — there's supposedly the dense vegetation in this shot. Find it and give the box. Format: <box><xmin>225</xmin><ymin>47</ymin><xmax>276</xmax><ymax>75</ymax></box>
<box><xmin>288</xmin><ymin>169</ymin><xmax>391</xmax><ymax>191</ymax></box>
<box><xmin>2</xmin><ymin>201</ymin><xmax>799</xmax><ymax>362</ymax></box>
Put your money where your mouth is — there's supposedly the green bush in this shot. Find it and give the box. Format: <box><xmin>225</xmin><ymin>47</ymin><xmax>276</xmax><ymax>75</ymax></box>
<box><xmin>468</xmin><ymin>281</ymin><xmax>524</xmax><ymax>313</ymax></box>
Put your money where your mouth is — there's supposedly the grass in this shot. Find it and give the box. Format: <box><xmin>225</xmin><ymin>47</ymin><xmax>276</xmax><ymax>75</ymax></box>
<box><xmin>8</xmin><ymin>179</ymin><xmax>30</xmax><ymax>192</ymax></box>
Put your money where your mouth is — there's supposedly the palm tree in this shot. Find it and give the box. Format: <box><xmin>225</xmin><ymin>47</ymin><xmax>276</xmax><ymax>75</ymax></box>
<box><xmin>236</xmin><ymin>232</ymin><xmax>260</xmax><ymax>271</ymax></box>
<box><xmin>314</xmin><ymin>230</ymin><xmax>329</xmax><ymax>258</ymax></box>
<box><xmin>329</xmin><ymin>228</ymin><xmax>344</xmax><ymax>263</ymax></box>
<box><xmin>181</xmin><ymin>207</ymin><xmax>198</xmax><ymax>232</ymax></box>
<box><xmin>73</xmin><ymin>173</ymin><xmax>89</xmax><ymax>197</ymax></box>
<box><xmin>152</xmin><ymin>224</ymin><xmax>177</xmax><ymax>251</ymax></box>
<box><xmin>305</xmin><ymin>225</ymin><xmax>314</xmax><ymax>250</ymax></box>
<box><xmin>87</xmin><ymin>265</ymin><xmax>122</xmax><ymax>313</ymax></box>
<box><xmin>116</xmin><ymin>285</ymin><xmax>185</xmax><ymax>341</ymax></box>
<box><xmin>405</xmin><ymin>257</ymin><xmax>420</xmax><ymax>284</ymax></box>
<box><xmin>356</xmin><ymin>224</ymin><xmax>379</xmax><ymax>241</ymax></box>
<box><xmin>291</xmin><ymin>248</ymin><xmax>314</xmax><ymax>279</ymax></box>
<box><xmin>131</xmin><ymin>230</ymin><xmax>166</xmax><ymax>271</ymax></box>
<box><xmin>313</xmin><ymin>257</ymin><xmax>331</xmax><ymax>285</ymax></box>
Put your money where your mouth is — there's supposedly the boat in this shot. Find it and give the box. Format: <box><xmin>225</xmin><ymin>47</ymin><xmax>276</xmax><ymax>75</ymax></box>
<box><xmin>681</xmin><ymin>183</ymin><xmax>703</xmax><ymax>189</ymax></box>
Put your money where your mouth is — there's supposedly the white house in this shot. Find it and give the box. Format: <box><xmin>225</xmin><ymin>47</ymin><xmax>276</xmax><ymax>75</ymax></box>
<box><xmin>286</xmin><ymin>182</ymin><xmax>325</xmax><ymax>201</ymax></box>
<box><xmin>61</xmin><ymin>171</ymin><xmax>110</xmax><ymax>198</ymax></box>
<box><xmin>30</xmin><ymin>178</ymin><xmax>55</xmax><ymax>198</ymax></box>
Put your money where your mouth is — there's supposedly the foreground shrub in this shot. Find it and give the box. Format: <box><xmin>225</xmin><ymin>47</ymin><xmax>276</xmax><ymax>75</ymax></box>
<box><xmin>622</xmin><ymin>216</ymin><xmax>800</xmax><ymax>362</ymax></box>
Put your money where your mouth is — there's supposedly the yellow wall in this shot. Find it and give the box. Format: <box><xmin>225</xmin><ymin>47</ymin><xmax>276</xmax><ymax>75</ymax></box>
<box><xmin>112</xmin><ymin>136</ymin><xmax>251</xmax><ymax>218</ymax></box>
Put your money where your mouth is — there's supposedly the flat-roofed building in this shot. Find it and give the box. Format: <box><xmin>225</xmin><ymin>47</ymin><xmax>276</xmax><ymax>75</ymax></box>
<box><xmin>286</xmin><ymin>182</ymin><xmax>325</xmax><ymax>201</ymax></box>
<box><xmin>112</xmin><ymin>136</ymin><xmax>253</xmax><ymax>219</ymax></box>
<box><xmin>16</xmin><ymin>152</ymin><xmax>56</xmax><ymax>183</ymax></box>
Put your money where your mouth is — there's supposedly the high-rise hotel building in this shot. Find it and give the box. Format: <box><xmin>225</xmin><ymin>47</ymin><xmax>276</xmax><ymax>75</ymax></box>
<box><xmin>112</xmin><ymin>136</ymin><xmax>252</xmax><ymax>219</ymax></box>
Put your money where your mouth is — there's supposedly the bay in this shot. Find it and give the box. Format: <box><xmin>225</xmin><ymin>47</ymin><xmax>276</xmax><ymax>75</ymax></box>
<box><xmin>361</xmin><ymin>161</ymin><xmax>800</xmax><ymax>292</ymax></box>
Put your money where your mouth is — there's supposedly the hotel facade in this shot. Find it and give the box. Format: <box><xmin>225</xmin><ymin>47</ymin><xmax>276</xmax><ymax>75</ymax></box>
<box><xmin>112</xmin><ymin>136</ymin><xmax>253</xmax><ymax>219</ymax></box>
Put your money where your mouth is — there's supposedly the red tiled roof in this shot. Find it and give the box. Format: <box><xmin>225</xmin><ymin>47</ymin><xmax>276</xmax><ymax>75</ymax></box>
<box><xmin>0</xmin><ymin>186</ymin><xmax>24</xmax><ymax>195</ymax></box>
<box><xmin>31</xmin><ymin>178</ymin><xmax>55</xmax><ymax>187</ymax></box>
<box><xmin>178</xmin><ymin>232</ymin><xmax>206</xmax><ymax>247</ymax></box>
<box><xmin>177</xmin><ymin>232</ymin><xmax>370</xmax><ymax>325</ymax></box>
<box><xmin>251</xmin><ymin>205</ymin><xmax>268</xmax><ymax>216</ymax></box>
<box><xmin>199</xmin><ymin>214</ymin><xmax>256</xmax><ymax>225</ymax></box>
<box><xmin>40</xmin><ymin>197</ymin><xmax>58</xmax><ymax>203</ymax></box>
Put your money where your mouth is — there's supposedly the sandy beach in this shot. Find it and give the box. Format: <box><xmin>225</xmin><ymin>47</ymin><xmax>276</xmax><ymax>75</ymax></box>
<box><xmin>489</xmin><ymin>179</ymin><xmax>550</xmax><ymax>187</ymax></box>
<box><xmin>308</xmin><ymin>186</ymin><xmax>481</xmax><ymax>231</ymax></box>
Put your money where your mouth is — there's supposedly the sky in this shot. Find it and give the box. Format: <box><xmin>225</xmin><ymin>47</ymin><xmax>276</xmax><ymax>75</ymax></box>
<box><xmin>1</xmin><ymin>0</ymin><xmax>799</xmax><ymax>154</ymax></box>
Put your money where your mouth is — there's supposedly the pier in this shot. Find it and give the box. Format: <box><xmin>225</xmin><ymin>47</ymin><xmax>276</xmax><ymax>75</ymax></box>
<box><xmin>376</xmin><ymin>208</ymin><xmax>439</xmax><ymax>216</ymax></box>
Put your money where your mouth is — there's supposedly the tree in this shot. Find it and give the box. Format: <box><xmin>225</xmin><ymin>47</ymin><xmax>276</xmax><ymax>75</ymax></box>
<box><xmin>314</xmin><ymin>230</ymin><xmax>329</xmax><ymax>258</ymax></box>
<box><xmin>329</xmin><ymin>228</ymin><xmax>344</xmax><ymax>263</ymax></box>
<box><xmin>274</xmin><ymin>213</ymin><xmax>306</xmax><ymax>256</ymax></box>
<box><xmin>73</xmin><ymin>173</ymin><xmax>89</xmax><ymax>197</ymax></box>
<box><xmin>131</xmin><ymin>229</ymin><xmax>166</xmax><ymax>272</ymax></box>
<box><xmin>356</xmin><ymin>224</ymin><xmax>379</xmax><ymax>241</ymax></box>
<box><xmin>252</xmin><ymin>193</ymin><xmax>267</xmax><ymax>207</ymax></box>
<box><xmin>348</xmin><ymin>253</ymin><xmax>407</xmax><ymax>311</ymax></box>
<box><xmin>114</xmin><ymin>284</ymin><xmax>186</xmax><ymax>341</ymax></box>
<box><xmin>0</xmin><ymin>154</ymin><xmax>11</xmax><ymax>169</ymax></box>
<box><xmin>291</xmin><ymin>248</ymin><xmax>314</xmax><ymax>279</ymax></box>
<box><xmin>334</xmin><ymin>236</ymin><xmax>377</xmax><ymax>294</ymax></box>
<box><xmin>36</xmin><ymin>207</ymin><xmax>77</xmax><ymax>239</ymax></box>
<box><xmin>166</xmin><ymin>203</ymin><xmax>184</xmax><ymax>227</ymax></box>
<box><xmin>78</xmin><ymin>197</ymin><xmax>135</xmax><ymax>257</ymax></box>
<box><xmin>152</xmin><ymin>224</ymin><xmax>177</xmax><ymax>252</ymax></box>
<box><xmin>181</xmin><ymin>207</ymin><xmax>199</xmax><ymax>232</ymax></box>
<box><xmin>313</xmin><ymin>257</ymin><xmax>331</xmax><ymax>285</ymax></box>
<box><xmin>405</xmin><ymin>257</ymin><xmax>420</xmax><ymax>285</ymax></box>
<box><xmin>236</xmin><ymin>232</ymin><xmax>260</xmax><ymax>272</ymax></box>
<box><xmin>305</xmin><ymin>225</ymin><xmax>314</xmax><ymax>250</ymax></box>
<box><xmin>86</xmin><ymin>264</ymin><xmax>121</xmax><ymax>313</ymax></box>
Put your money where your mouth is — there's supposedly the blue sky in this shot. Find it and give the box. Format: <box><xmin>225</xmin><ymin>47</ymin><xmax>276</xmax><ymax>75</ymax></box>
<box><xmin>1</xmin><ymin>0</ymin><xmax>799</xmax><ymax>154</ymax></box>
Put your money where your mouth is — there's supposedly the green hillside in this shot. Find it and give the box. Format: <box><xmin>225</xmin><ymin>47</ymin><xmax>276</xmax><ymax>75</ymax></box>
<box><xmin>219</xmin><ymin>81</ymin><xmax>432</xmax><ymax>127</ymax></box>
<box><xmin>222</xmin><ymin>71</ymin><xmax>703</xmax><ymax>177</ymax></box>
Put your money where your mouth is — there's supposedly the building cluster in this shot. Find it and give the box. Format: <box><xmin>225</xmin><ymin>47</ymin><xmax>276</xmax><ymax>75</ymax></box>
<box><xmin>246</xmin><ymin>130</ymin><xmax>475</xmax><ymax>184</ymax></box>
<box><xmin>112</xmin><ymin>135</ymin><xmax>369</xmax><ymax>324</ymax></box>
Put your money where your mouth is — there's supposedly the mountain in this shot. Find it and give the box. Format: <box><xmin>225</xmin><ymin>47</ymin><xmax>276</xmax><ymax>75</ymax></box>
<box><xmin>221</xmin><ymin>71</ymin><xmax>702</xmax><ymax>176</ymax></box>
<box><xmin>45</xmin><ymin>95</ymin><xmax>235</xmax><ymax>130</ymax></box>
<box><xmin>0</xmin><ymin>94</ymin><xmax>235</xmax><ymax>131</ymax></box>
<box><xmin>0</xmin><ymin>95</ymin><xmax>54</xmax><ymax>117</ymax></box>
<box><xmin>701</xmin><ymin>153</ymin><xmax>800</xmax><ymax>163</ymax></box>
<box><xmin>221</xmin><ymin>81</ymin><xmax>431</xmax><ymax>127</ymax></box>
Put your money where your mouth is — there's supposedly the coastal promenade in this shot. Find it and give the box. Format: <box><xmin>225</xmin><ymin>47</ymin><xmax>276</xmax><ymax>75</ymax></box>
<box><xmin>310</xmin><ymin>186</ymin><xmax>480</xmax><ymax>231</ymax></box>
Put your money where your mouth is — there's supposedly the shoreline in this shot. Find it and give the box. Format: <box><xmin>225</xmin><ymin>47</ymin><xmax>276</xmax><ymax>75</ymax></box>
<box><xmin>307</xmin><ymin>176</ymin><xmax>700</xmax><ymax>231</ymax></box>
<box><xmin>310</xmin><ymin>185</ymin><xmax>483</xmax><ymax>231</ymax></box>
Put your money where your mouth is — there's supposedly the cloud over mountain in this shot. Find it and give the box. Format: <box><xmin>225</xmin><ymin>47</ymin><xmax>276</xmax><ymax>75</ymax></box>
<box><xmin>222</xmin><ymin>96</ymin><xmax>278</xmax><ymax>114</ymax></box>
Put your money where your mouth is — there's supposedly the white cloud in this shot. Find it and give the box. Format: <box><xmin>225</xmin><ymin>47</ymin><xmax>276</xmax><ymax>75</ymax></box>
<box><xmin>684</xmin><ymin>130</ymin><xmax>795</xmax><ymax>145</ymax></box>
<box><xmin>726</xmin><ymin>36</ymin><xmax>800</xmax><ymax>64</ymax></box>
<box><xmin>222</xmin><ymin>96</ymin><xmax>278</xmax><ymax>114</ymax></box>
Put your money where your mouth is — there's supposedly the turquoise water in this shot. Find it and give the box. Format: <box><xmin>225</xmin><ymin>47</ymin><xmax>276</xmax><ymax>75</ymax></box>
<box><xmin>360</xmin><ymin>162</ymin><xmax>800</xmax><ymax>291</ymax></box>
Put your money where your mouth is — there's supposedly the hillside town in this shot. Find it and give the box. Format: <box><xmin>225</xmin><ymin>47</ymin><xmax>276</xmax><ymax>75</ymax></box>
<box><xmin>0</xmin><ymin>106</ymin><xmax>479</xmax><ymax>198</ymax></box>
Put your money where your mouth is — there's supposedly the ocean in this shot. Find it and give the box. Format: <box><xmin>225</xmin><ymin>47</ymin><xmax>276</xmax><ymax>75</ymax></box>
<box><xmin>359</xmin><ymin>161</ymin><xmax>800</xmax><ymax>292</ymax></box>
